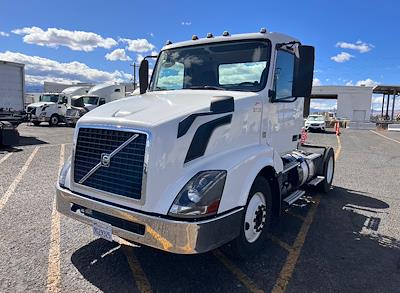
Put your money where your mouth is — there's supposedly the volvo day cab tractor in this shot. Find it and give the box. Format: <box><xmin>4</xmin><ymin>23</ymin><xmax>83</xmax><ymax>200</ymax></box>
<box><xmin>57</xmin><ymin>29</ymin><xmax>335</xmax><ymax>257</ymax></box>
<box><xmin>27</xmin><ymin>86</ymin><xmax>91</xmax><ymax>126</ymax></box>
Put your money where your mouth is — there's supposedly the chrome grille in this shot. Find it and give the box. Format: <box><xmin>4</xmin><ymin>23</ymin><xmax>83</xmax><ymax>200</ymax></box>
<box><xmin>73</xmin><ymin>127</ymin><xmax>147</xmax><ymax>200</ymax></box>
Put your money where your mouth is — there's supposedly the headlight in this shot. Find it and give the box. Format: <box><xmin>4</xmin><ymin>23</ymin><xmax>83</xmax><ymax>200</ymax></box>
<box><xmin>168</xmin><ymin>170</ymin><xmax>227</xmax><ymax>218</ymax></box>
<box><xmin>59</xmin><ymin>157</ymin><xmax>71</xmax><ymax>187</ymax></box>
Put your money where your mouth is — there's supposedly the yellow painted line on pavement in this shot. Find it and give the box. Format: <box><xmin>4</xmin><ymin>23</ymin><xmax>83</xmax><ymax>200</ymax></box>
<box><xmin>46</xmin><ymin>144</ymin><xmax>64</xmax><ymax>293</ymax></box>
<box><xmin>267</xmin><ymin>234</ymin><xmax>292</xmax><ymax>252</ymax></box>
<box><xmin>286</xmin><ymin>211</ymin><xmax>306</xmax><ymax>221</ymax></box>
<box><xmin>0</xmin><ymin>152</ymin><xmax>12</xmax><ymax>165</ymax></box>
<box><xmin>271</xmin><ymin>195</ymin><xmax>321</xmax><ymax>293</ymax></box>
<box><xmin>370</xmin><ymin>130</ymin><xmax>400</xmax><ymax>144</ymax></box>
<box><xmin>272</xmin><ymin>135</ymin><xmax>342</xmax><ymax>293</ymax></box>
<box><xmin>213</xmin><ymin>249</ymin><xmax>264</xmax><ymax>293</ymax></box>
<box><xmin>122</xmin><ymin>246</ymin><xmax>153</xmax><ymax>293</ymax></box>
<box><xmin>335</xmin><ymin>135</ymin><xmax>342</xmax><ymax>161</ymax></box>
<box><xmin>0</xmin><ymin>146</ymin><xmax>39</xmax><ymax>210</ymax></box>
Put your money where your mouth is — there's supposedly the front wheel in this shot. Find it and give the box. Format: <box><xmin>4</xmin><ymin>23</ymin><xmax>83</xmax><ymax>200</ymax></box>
<box><xmin>227</xmin><ymin>176</ymin><xmax>273</xmax><ymax>258</ymax></box>
<box><xmin>49</xmin><ymin>114</ymin><xmax>59</xmax><ymax>127</ymax></box>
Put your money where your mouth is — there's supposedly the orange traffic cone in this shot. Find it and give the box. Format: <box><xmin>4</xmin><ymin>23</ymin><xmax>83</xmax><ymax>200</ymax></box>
<box><xmin>335</xmin><ymin>122</ymin><xmax>341</xmax><ymax>136</ymax></box>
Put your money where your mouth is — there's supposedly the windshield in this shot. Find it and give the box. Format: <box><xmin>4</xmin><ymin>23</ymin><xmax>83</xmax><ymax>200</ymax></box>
<box><xmin>150</xmin><ymin>40</ymin><xmax>270</xmax><ymax>92</ymax></box>
<box><xmin>40</xmin><ymin>94</ymin><xmax>59</xmax><ymax>103</ymax></box>
<box><xmin>82</xmin><ymin>96</ymin><xmax>99</xmax><ymax>105</ymax></box>
<box><xmin>71</xmin><ymin>98</ymin><xmax>85</xmax><ymax>107</ymax></box>
<box><xmin>308</xmin><ymin>116</ymin><xmax>324</xmax><ymax>121</ymax></box>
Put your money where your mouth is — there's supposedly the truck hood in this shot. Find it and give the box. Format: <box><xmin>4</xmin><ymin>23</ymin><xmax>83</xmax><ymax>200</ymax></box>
<box><xmin>28</xmin><ymin>101</ymin><xmax>55</xmax><ymax>108</ymax></box>
<box><xmin>78</xmin><ymin>90</ymin><xmax>251</xmax><ymax>127</ymax></box>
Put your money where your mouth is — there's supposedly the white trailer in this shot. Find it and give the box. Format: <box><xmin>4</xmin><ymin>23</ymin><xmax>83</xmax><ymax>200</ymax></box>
<box><xmin>56</xmin><ymin>30</ymin><xmax>335</xmax><ymax>257</ymax></box>
<box><xmin>0</xmin><ymin>60</ymin><xmax>26</xmax><ymax>145</ymax></box>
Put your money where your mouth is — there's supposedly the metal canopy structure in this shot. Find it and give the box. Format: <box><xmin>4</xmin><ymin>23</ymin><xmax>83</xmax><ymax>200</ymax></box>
<box><xmin>373</xmin><ymin>85</ymin><xmax>400</xmax><ymax>121</ymax></box>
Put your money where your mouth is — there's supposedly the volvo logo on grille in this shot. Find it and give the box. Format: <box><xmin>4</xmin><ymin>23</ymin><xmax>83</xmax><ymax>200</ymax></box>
<box><xmin>101</xmin><ymin>153</ymin><xmax>111</xmax><ymax>167</ymax></box>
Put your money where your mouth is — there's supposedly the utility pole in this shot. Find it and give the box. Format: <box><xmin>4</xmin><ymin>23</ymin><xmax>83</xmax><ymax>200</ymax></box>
<box><xmin>130</xmin><ymin>63</ymin><xmax>138</xmax><ymax>90</ymax></box>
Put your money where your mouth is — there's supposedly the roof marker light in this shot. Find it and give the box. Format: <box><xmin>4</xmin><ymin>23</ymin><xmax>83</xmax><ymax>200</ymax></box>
<box><xmin>206</xmin><ymin>33</ymin><xmax>213</xmax><ymax>38</ymax></box>
<box><xmin>165</xmin><ymin>40</ymin><xmax>172</xmax><ymax>45</ymax></box>
<box><xmin>260</xmin><ymin>28</ymin><xmax>267</xmax><ymax>34</ymax></box>
<box><xmin>192</xmin><ymin>35</ymin><xmax>199</xmax><ymax>40</ymax></box>
<box><xmin>222</xmin><ymin>31</ymin><xmax>230</xmax><ymax>37</ymax></box>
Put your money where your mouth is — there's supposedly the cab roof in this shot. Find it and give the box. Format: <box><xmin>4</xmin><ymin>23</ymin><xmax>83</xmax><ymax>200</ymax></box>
<box><xmin>162</xmin><ymin>31</ymin><xmax>297</xmax><ymax>51</ymax></box>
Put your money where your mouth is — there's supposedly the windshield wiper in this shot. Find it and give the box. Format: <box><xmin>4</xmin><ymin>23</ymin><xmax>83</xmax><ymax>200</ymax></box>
<box><xmin>188</xmin><ymin>85</ymin><xmax>225</xmax><ymax>91</ymax></box>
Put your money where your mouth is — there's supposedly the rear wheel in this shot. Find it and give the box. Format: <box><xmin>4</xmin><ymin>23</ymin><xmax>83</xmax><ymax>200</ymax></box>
<box><xmin>49</xmin><ymin>114</ymin><xmax>59</xmax><ymax>127</ymax></box>
<box><xmin>227</xmin><ymin>176</ymin><xmax>273</xmax><ymax>258</ymax></box>
<box><xmin>317</xmin><ymin>147</ymin><xmax>335</xmax><ymax>193</ymax></box>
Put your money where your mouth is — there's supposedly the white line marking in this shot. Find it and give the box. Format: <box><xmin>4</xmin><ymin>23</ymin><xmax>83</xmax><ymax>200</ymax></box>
<box><xmin>370</xmin><ymin>130</ymin><xmax>400</xmax><ymax>144</ymax></box>
<box><xmin>0</xmin><ymin>153</ymin><xmax>12</xmax><ymax>165</ymax></box>
<box><xmin>46</xmin><ymin>144</ymin><xmax>64</xmax><ymax>293</ymax></box>
<box><xmin>0</xmin><ymin>147</ymin><xmax>39</xmax><ymax>210</ymax></box>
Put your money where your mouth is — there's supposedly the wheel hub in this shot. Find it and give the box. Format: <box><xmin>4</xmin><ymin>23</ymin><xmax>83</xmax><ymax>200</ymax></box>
<box><xmin>244</xmin><ymin>192</ymin><xmax>267</xmax><ymax>243</ymax></box>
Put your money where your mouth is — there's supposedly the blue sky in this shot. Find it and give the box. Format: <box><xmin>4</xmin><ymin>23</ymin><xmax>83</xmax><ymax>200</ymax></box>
<box><xmin>0</xmin><ymin>0</ymin><xmax>399</xmax><ymax>109</ymax></box>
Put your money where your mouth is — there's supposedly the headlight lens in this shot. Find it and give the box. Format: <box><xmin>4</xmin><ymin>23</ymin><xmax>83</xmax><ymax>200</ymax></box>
<box><xmin>168</xmin><ymin>170</ymin><xmax>227</xmax><ymax>218</ymax></box>
<box><xmin>59</xmin><ymin>157</ymin><xmax>71</xmax><ymax>187</ymax></box>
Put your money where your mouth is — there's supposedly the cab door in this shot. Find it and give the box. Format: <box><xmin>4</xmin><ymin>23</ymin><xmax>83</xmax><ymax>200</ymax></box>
<box><xmin>265</xmin><ymin>48</ymin><xmax>304</xmax><ymax>155</ymax></box>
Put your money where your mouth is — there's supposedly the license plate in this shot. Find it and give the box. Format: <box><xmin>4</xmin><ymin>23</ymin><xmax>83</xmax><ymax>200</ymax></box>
<box><xmin>93</xmin><ymin>222</ymin><xmax>113</xmax><ymax>242</ymax></box>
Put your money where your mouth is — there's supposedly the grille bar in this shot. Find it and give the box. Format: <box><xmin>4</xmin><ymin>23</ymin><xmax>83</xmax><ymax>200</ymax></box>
<box><xmin>73</xmin><ymin>127</ymin><xmax>147</xmax><ymax>200</ymax></box>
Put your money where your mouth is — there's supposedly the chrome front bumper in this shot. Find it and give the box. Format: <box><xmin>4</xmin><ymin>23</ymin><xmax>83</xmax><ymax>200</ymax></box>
<box><xmin>56</xmin><ymin>185</ymin><xmax>243</xmax><ymax>254</ymax></box>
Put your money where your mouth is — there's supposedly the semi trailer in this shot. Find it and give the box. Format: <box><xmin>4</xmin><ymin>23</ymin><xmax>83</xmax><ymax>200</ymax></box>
<box><xmin>0</xmin><ymin>60</ymin><xmax>26</xmax><ymax>146</ymax></box>
<box><xmin>56</xmin><ymin>29</ymin><xmax>335</xmax><ymax>256</ymax></box>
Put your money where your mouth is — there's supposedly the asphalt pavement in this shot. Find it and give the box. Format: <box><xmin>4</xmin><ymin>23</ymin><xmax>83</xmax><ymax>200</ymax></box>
<box><xmin>0</xmin><ymin>123</ymin><xmax>399</xmax><ymax>293</ymax></box>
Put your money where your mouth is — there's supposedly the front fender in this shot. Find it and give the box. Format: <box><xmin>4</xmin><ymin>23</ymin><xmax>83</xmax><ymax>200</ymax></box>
<box><xmin>180</xmin><ymin>144</ymin><xmax>282</xmax><ymax>213</ymax></box>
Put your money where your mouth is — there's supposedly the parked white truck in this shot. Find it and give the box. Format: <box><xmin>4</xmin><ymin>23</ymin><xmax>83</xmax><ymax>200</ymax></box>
<box><xmin>65</xmin><ymin>84</ymin><xmax>127</xmax><ymax>126</ymax></box>
<box><xmin>56</xmin><ymin>30</ymin><xmax>335</xmax><ymax>256</ymax></box>
<box><xmin>0</xmin><ymin>60</ymin><xmax>26</xmax><ymax>146</ymax></box>
<box><xmin>27</xmin><ymin>86</ymin><xmax>91</xmax><ymax>126</ymax></box>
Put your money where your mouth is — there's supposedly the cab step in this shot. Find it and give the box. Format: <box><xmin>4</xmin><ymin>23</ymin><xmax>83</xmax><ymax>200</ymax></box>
<box><xmin>283</xmin><ymin>190</ymin><xmax>305</xmax><ymax>206</ymax></box>
<box><xmin>308</xmin><ymin>176</ymin><xmax>325</xmax><ymax>186</ymax></box>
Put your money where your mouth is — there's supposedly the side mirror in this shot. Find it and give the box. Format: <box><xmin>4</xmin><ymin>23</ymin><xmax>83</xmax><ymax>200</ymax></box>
<box><xmin>293</xmin><ymin>45</ymin><xmax>315</xmax><ymax>98</ymax></box>
<box><xmin>99</xmin><ymin>99</ymin><xmax>105</xmax><ymax>105</ymax></box>
<box><xmin>139</xmin><ymin>59</ymin><xmax>149</xmax><ymax>94</ymax></box>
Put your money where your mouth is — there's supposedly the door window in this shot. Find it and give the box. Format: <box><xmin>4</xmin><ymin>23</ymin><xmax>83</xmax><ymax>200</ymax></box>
<box><xmin>273</xmin><ymin>50</ymin><xmax>295</xmax><ymax>101</ymax></box>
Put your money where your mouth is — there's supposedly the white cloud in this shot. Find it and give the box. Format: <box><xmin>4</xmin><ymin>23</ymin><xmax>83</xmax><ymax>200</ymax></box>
<box><xmin>331</xmin><ymin>52</ymin><xmax>354</xmax><ymax>63</ymax></box>
<box><xmin>181</xmin><ymin>21</ymin><xmax>192</xmax><ymax>26</ymax></box>
<box><xmin>0</xmin><ymin>31</ymin><xmax>9</xmax><ymax>37</ymax></box>
<box><xmin>105</xmin><ymin>48</ymin><xmax>132</xmax><ymax>61</ymax></box>
<box><xmin>345</xmin><ymin>78</ymin><xmax>379</xmax><ymax>87</ymax></box>
<box><xmin>11</xmin><ymin>27</ymin><xmax>117</xmax><ymax>52</ymax></box>
<box><xmin>336</xmin><ymin>41</ymin><xmax>374</xmax><ymax>53</ymax></box>
<box><xmin>312</xmin><ymin>78</ymin><xmax>321</xmax><ymax>86</ymax></box>
<box><xmin>120</xmin><ymin>38</ymin><xmax>155</xmax><ymax>53</ymax></box>
<box><xmin>0</xmin><ymin>51</ymin><xmax>132</xmax><ymax>85</ymax></box>
<box><xmin>136</xmin><ymin>54</ymin><xmax>144</xmax><ymax>63</ymax></box>
<box><xmin>149</xmin><ymin>32</ymin><xmax>154</xmax><ymax>37</ymax></box>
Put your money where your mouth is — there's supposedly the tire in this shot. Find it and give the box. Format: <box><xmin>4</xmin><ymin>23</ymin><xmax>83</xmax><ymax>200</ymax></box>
<box><xmin>49</xmin><ymin>114</ymin><xmax>59</xmax><ymax>127</ymax></box>
<box><xmin>227</xmin><ymin>176</ymin><xmax>273</xmax><ymax>258</ymax></box>
<box><xmin>317</xmin><ymin>147</ymin><xmax>335</xmax><ymax>193</ymax></box>
<box><xmin>32</xmin><ymin>121</ymin><xmax>41</xmax><ymax>126</ymax></box>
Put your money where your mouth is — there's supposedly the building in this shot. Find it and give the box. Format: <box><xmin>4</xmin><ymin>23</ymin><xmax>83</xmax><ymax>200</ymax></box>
<box><xmin>306</xmin><ymin>86</ymin><xmax>373</xmax><ymax>121</ymax></box>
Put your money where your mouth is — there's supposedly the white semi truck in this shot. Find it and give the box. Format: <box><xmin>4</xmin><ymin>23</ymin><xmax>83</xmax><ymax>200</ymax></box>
<box><xmin>56</xmin><ymin>30</ymin><xmax>335</xmax><ymax>256</ymax></box>
<box><xmin>27</xmin><ymin>86</ymin><xmax>91</xmax><ymax>126</ymax></box>
<box><xmin>0</xmin><ymin>60</ymin><xmax>27</xmax><ymax>146</ymax></box>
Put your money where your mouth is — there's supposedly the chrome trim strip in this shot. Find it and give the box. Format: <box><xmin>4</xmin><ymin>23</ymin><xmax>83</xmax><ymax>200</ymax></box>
<box><xmin>78</xmin><ymin>134</ymin><xmax>139</xmax><ymax>184</ymax></box>
<box><xmin>71</xmin><ymin>123</ymin><xmax>151</xmax><ymax>206</ymax></box>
